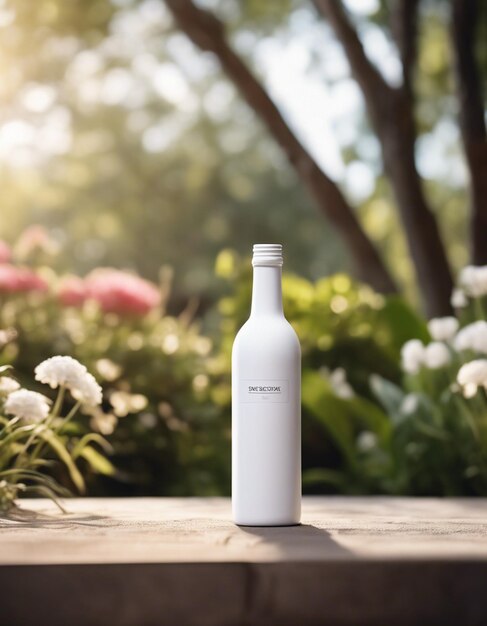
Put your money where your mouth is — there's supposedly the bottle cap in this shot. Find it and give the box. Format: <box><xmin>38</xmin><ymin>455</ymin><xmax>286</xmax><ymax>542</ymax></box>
<box><xmin>252</xmin><ymin>244</ymin><xmax>283</xmax><ymax>267</ymax></box>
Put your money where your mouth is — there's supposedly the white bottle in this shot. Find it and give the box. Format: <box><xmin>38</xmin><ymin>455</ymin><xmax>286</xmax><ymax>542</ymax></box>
<box><xmin>232</xmin><ymin>244</ymin><xmax>301</xmax><ymax>526</ymax></box>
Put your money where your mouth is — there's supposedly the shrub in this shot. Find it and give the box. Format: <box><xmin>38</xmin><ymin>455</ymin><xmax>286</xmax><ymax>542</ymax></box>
<box><xmin>0</xmin><ymin>230</ymin><xmax>230</xmax><ymax>497</ymax></box>
<box><xmin>215</xmin><ymin>249</ymin><xmax>427</xmax><ymax>494</ymax></box>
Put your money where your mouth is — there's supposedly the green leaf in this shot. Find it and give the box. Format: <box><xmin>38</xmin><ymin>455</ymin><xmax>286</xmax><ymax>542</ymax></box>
<box><xmin>0</xmin><ymin>424</ymin><xmax>44</xmax><ymax>468</ymax></box>
<box><xmin>22</xmin><ymin>485</ymin><xmax>67</xmax><ymax>512</ymax></box>
<box><xmin>0</xmin><ymin>423</ymin><xmax>41</xmax><ymax>446</ymax></box>
<box><xmin>29</xmin><ymin>458</ymin><xmax>56</xmax><ymax>469</ymax></box>
<box><xmin>303</xmin><ymin>371</ymin><xmax>391</xmax><ymax>467</ymax></box>
<box><xmin>415</xmin><ymin>420</ymin><xmax>450</xmax><ymax>441</ymax></box>
<box><xmin>39</xmin><ymin>431</ymin><xmax>85</xmax><ymax>493</ymax></box>
<box><xmin>379</xmin><ymin>296</ymin><xmax>429</xmax><ymax>353</ymax></box>
<box><xmin>72</xmin><ymin>433</ymin><xmax>113</xmax><ymax>459</ymax></box>
<box><xmin>370</xmin><ymin>374</ymin><xmax>405</xmax><ymax>423</ymax></box>
<box><xmin>0</xmin><ymin>468</ymin><xmax>71</xmax><ymax>497</ymax></box>
<box><xmin>302</xmin><ymin>371</ymin><xmax>358</xmax><ymax>466</ymax></box>
<box><xmin>80</xmin><ymin>446</ymin><xmax>116</xmax><ymax>476</ymax></box>
<box><xmin>345</xmin><ymin>395</ymin><xmax>390</xmax><ymax>438</ymax></box>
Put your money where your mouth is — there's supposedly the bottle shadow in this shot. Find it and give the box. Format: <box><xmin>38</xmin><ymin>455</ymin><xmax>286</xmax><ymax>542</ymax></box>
<box><xmin>237</xmin><ymin>523</ymin><xmax>353</xmax><ymax>560</ymax></box>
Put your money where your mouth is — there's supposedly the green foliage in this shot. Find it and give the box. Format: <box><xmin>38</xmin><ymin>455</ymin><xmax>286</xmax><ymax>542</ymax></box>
<box><xmin>3</xmin><ymin>242</ymin><xmax>487</xmax><ymax>499</ymax></box>
<box><xmin>0</xmin><ymin>268</ymin><xmax>230</xmax><ymax>497</ymax></box>
<box><xmin>216</xmin><ymin>249</ymin><xmax>426</xmax><ymax>388</ymax></box>
<box><xmin>303</xmin><ymin>271</ymin><xmax>487</xmax><ymax>496</ymax></box>
<box><xmin>0</xmin><ymin>242</ymin><xmax>432</xmax><ymax>499</ymax></box>
<box><xmin>216</xmin><ymin>253</ymin><xmax>487</xmax><ymax>497</ymax></box>
<box><xmin>215</xmin><ymin>250</ymin><xmax>430</xmax><ymax>493</ymax></box>
<box><xmin>7</xmin><ymin>320</ymin><xmax>228</xmax><ymax>496</ymax></box>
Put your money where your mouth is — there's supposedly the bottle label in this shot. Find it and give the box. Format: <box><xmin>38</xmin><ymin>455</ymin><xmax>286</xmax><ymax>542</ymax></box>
<box><xmin>240</xmin><ymin>379</ymin><xmax>289</xmax><ymax>403</ymax></box>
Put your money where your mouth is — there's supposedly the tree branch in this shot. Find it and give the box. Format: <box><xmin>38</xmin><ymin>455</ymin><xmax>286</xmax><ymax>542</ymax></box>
<box><xmin>165</xmin><ymin>0</ymin><xmax>397</xmax><ymax>294</ymax></box>
<box><xmin>391</xmin><ymin>0</ymin><xmax>420</xmax><ymax>96</ymax></box>
<box><xmin>313</xmin><ymin>0</ymin><xmax>393</xmax><ymax>128</ymax></box>
<box><xmin>451</xmin><ymin>0</ymin><xmax>487</xmax><ymax>264</ymax></box>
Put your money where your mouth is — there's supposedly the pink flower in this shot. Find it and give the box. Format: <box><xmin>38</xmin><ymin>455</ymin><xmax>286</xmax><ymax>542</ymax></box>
<box><xmin>0</xmin><ymin>240</ymin><xmax>11</xmax><ymax>263</ymax></box>
<box><xmin>0</xmin><ymin>264</ymin><xmax>48</xmax><ymax>293</ymax></box>
<box><xmin>58</xmin><ymin>275</ymin><xmax>87</xmax><ymax>307</ymax></box>
<box><xmin>85</xmin><ymin>268</ymin><xmax>160</xmax><ymax>315</ymax></box>
<box><xmin>15</xmin><ymin>225</ymin><xmax>56</xmax><ymax>259</ymax></box>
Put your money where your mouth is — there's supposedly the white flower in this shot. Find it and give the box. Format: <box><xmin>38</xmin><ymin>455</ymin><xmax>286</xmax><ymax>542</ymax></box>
<box><xmin>451</xmin><ymin>288</ymin><xmax>468</xmax><ymax>309</ymax></box>
<box><xmin>0</xmin><ymin>376</ymin><xmax>20</xmax><ymax>394</ymax></box>
<box><xmin>96</xmin><ymin>358</ymin><xmax>121</xmax><ymax>382</ymax></box>
<box><xmin>330</xmin><ymin>368</ymin><xmax>355</xmax><ymax>399</ymax></box>
<box><xmin>35</xmin><ymin>355</ymin><xmax>87</xmax><ymax>389</ymax></box>
<box><xmin>35</xmin><ymin>355</ymin><xmax>102</xmax><ymax>407</ymax></box>
<box><xmin>357</xmin><ymin>431</ymin><xmax>377</xmax><ymax>452</ymax></box>
<box><xmin>321</xmin><ymin>367</ymin><xmax>355</xmax><ymax>399</ymax></box>
<box><xmin>459</xmin><ymin>265</ymin><xmax>487</xmax><ymax>298</ymax></box>
<box><xmin>457</xmin><ymin>359</ymin><xmax>487</xmax><ymax>398</ymax></box>
<box><xmin>335</xmin><ymin>383</ymin><xmax>354</xmax><ymax>399</ymax></box>
<box><xmin>453</xmin><ymin>321</ymin><xmax>487</xmax><ymax>354</ymax></box>
<box><xmin>428</xmin><ymin>317</ymin><xmax>459</xmax><ymax>342</ymax></box>
<box><xmin>401</xmin><ymin>339</ymin><xmax>451</xmax><ymax>373</ymax></box>
<box><xmin>400</xmin><ymin>393</ymin><xmax>420</xmax><ymax>415</ymax></box>
<box><xmin>4</xmin><ymin>389</ymin><xmax>51</xmax><ymax>422</ymax></box>
<box><xmin>424</xmin><ymin>342</ymin><xmax>451</xmax><ymax>369</ymax></box>
<box><xmin>401</xmin><ymin>339</ymin><xmax>425</xmax><ymax>374</ymax></box>
<box><xmin>88</xmin><ymin>407</ymin><xmax>117</xmax><ymax>435</ymax></box>
<box><xmin>71</xmin><ymin>372</ymin><xmax>103</xmax><ymax>406</ymax></box>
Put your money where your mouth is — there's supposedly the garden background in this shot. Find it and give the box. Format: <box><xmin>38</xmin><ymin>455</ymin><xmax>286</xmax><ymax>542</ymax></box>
<box><xmin>1</xmin><ymin>0</ymin><xmax>486</xmax><ymax>501</ymax></box>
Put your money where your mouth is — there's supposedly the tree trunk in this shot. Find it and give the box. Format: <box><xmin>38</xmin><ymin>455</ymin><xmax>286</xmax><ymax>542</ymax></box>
<box><xmin>314</xmin><ymin>0</ymin><xmax>453</xmax><ymax>317</ymax></box>
<box><xmin>378</xmin><ymin>90</ymin><xmax>454</xmax><ymax>317</ymax></box>
<box><xmin>451</xmin><ymin>0</ymin><xmax>487</xmax><ymax>265</ymax></box>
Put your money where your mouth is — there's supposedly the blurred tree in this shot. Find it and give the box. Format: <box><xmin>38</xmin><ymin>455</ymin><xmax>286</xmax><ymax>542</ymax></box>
<box><xmin>451</xmin><ymin>0</ymin><xmax>487</xmax><ymax>265</ymax></box>
<box><xmin>165</xmin><ymin>0</ymin><xmax>398</xmax><ymax>298</ymax></box>
<box><xmin>0</xmin><ymin>0</ymin><xmax>484</xmax><ymax>315</ymax></box>
<box><xmin>166</xmin><ymin>0</ymin><xmax>486</xmax><ymax>316</ymax></box>
<box><xmin>0</xmin><ymin>0</ymin><xmax>350</xmax><ymax>306</ymax></box>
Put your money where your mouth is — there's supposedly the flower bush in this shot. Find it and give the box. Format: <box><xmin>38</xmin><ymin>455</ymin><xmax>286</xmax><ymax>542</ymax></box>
<box><xmin>58</xmin><ymin>268</ymin><xmax>162</xmax><ymax>315</ymax></box>
<box><xmin>214</xmin><ymin>249</ymin><xmax>427</xmax><ymax>493</ymax></box>
<box><xmin>0</xmin><ymin>357</ymin><xmax>113</xmax><ymax>511</ymax></box>
<box><xmin>0</xmin><ymin>228</ymin><xmax>229</xmax><ymax>497</ymax></box>
<box><xmin>301</xmin><ymin>264</ymin><xmax>487</xmax><ymax>496</ymax></box>
<box><xmin>0</xmin><ymin>264</ymin><xmax>47</xmax><ymax>293</ymax></box>
<box><xmin>3</xmin><ymin>227</ymin><xmax>487</xmax><ymax>499</ymax></box>
<box><xmin>216</xmin><ymin>251</ymin><xmax>487</xmax><ymax>496</ymax></box>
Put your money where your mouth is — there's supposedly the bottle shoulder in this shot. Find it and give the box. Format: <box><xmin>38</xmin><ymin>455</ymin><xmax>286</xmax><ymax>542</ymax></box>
<box><xmin>233</xmin><ymin>315</ymin><xmax>300</xmax><ymax>356</ymax></box>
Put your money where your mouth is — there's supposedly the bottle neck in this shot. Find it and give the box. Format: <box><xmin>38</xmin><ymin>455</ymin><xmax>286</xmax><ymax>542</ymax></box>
<box><xmin>250</xmin><ymin>265</ymin><xmax>283</xmax><ymax>317</ymax></box>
